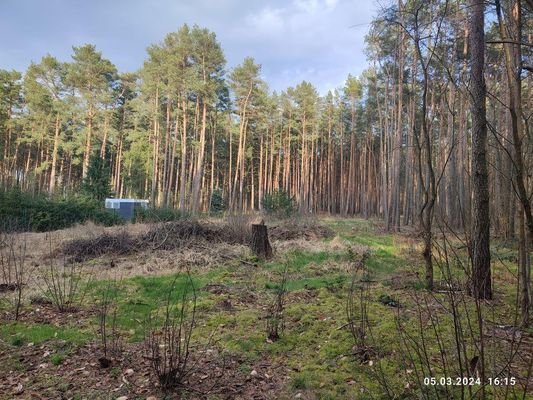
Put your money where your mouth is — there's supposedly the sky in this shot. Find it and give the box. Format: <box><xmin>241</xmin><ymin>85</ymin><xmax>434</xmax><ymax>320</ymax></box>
<box><xmin>0</xmin><ymin>0</ymin><xmax>380</xmax><ymax>94</ymax></box>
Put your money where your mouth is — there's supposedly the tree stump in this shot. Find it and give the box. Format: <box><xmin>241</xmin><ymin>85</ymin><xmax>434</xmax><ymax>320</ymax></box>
<box><xmin>251</xmin><ymin>222</ymin><xmax>273</xmax><ymax>260</ymax></box>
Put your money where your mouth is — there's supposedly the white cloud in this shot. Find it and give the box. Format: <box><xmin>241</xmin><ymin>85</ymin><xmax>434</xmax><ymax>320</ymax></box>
<box><xmin>227</xmin><ymin>0</ymin><xmax>376</xmax><ymax>93</ymax></box>
<box><xmin>246</xmin><ymin>7</ymin><xmax>285</xmax><ymax>35</ymax></box>
<box><xmin>325</xmin><ymin>0</ymin><xmax>339</xmax><ymax>9</ymax></box>
<box><xmin>0</xmin><ymin>0</ymin><xmax>378</xmax><ymax>94</ymax></box>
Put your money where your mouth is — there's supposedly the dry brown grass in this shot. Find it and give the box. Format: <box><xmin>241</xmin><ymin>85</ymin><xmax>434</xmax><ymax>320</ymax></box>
<box><xmin>273</xmin><ymin>235</ymin><xmax>368</xmax><ymax>257</ymax></box>
<box><xmin>4</xmin><ymin>221</ymin><xmax>252</xmax><ymax>298</ymax></box>
<box><xmin>22</xmin><ymin>221</ymin><xmax>152</xmax><ymax>265</ymax></box>
<box><xmin>223</xmin><ymin>214</ymin><xmax>255</xmax><ymax>244</ymax></box>
<box><xmin>15</xmin><ymin>217</ymin><xmax>342</xmax><ymax>292</ymax></box>
<box><xmin>269</xmin><ymin>218</ymin><xmax>334</xmax><ymax>241</ymax></box>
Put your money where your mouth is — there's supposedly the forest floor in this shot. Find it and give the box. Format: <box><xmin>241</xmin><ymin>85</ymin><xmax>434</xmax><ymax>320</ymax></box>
<box><xmin>0</xmin><ymin>217</ymin><xmax>532</xmax><ymax>400</ymax></box>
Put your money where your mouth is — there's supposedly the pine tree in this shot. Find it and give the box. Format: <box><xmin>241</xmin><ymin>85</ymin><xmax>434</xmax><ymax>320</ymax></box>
<box><xmin>229</xmin><ymin>57</ymin><xmax>263</xmax><ymax>210</ymax></box>
<box><xmin>24</xmin><ymin>55</ymin><xmax>69</xmax><ymax>194</ymax></box>
<box><xmin>67</xmin><ymin>45</ymin><xmax>118</xmax><ymax>179</ymax></box>
<box><xmin>0</xmin><ymin>69</ymin><xmax>23</xmax><ymax>188</ymax></box>
<box><xmin>81</xmin><ymin>151</ymin><xmax>112</xmax><ymax>201</ymax></box>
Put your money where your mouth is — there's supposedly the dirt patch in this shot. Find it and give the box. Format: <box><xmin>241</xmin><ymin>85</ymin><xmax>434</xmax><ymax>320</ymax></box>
<box><xmin>286</xmin><ymin>288</ymin><xmax>318</xmax><ymax>304</ymax></box>
<box><xmin>202</xmin><ymin>284</ymin><xmax>259</xmax><ymax>308</ymax></box>
<box><xmin>308</xmin><ymin>260</ymin><xmax>351</xmax><ymax>275</ymax></box>
<box><xmin>1</xmin><ymin>302</ymin><xmax>96</xmax><ymax>328</ymax></box>
<box><xmin>386</xmin><ymin>271</ymin><xmax>421</xmax><ymax>289</ymax></box>
<box><xmin>203</xmin><ymin>284</ymin><xmax>231</xmax><ymax>295</ymax></box>
<box><xmin>0</xmin><ymin>340</ymin><xmax>289</xmax><ymax>399</ymax></box>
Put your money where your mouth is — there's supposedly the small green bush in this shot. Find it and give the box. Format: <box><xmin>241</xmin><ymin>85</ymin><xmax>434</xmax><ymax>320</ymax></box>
<box><xmin>209</xmin><ymin>188</ymin><xmax>225</xmax><ymax>215</ymax></box>
<box><xmin>262</xmin><ymin>190</ymin><xmax>295</xmax><ymax>217</ymax></box>
<box><xmin>133</xmin><ymin>206</ymin><xmax>186</xmax><ymax>223</ymax></box>
<box><xmin>81</xmin><ymin>152</ymin><xmax>112</xmax><ymax>201</ymax></box>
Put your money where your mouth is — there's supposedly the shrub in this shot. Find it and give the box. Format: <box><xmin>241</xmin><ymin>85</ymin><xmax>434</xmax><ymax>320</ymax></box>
<box><xmin>266</xmin><ymin>264</ymin><xmax>288</xmax><ymax>341</ymax></box>
<box><xmin>262</xmin><ymin>190</ymin><xmax>295</xmax><ymax>217</ymax></box>
<box><xmin>0</xmin><ymin>231</ymin><xmax>30</xmax><ymax>320</ymax></box>
<box><xmin>346</xmin><ymin>249</ymin><xmax>372</xmax><ymax>361</ymax></box>
<box><xmin>133</xmin><ymin>207</ymin><xmax>186</xmax><ymax>223</ymax></box>
<box><xmin>80</xmin><ymin>152</ymin><xmax>112</xmax><ymax>201</ymax></box>
<box><xmin>97</xmin><ymin>278</ymin><xmax>123</xmax><ymax>367</ymax></box>
<box><xmin>209</xmin><ymin>188</ymin><xmax>226</xmax><ymax>215</ymax></box>
<box><xmin>144</xmin><ymin>273</ymin><xmax>197</xmax><ymax>391</ymax></box>
<box><xmin>0</xmin><ymin>189</ymin><xmax>123</xmax><ymax>232</ymax></box>
<box><xmin>40</xmin><ymin>258</ymin><xmax>92</xmax><ymax>312</ymax></box>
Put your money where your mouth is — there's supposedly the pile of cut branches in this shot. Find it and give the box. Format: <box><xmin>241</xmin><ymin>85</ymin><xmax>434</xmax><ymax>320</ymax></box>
<box><xmin>139</xmin><ymin>220</ymin><xmax>226</xmax><ymax>250</ymax></box>
<box><xmin>62</xmin><ymin>231</ymin><xmax>135</xmax><ymax>262</ymax></box>
<box><xmin>62</xmin><ymin>220</ymin><xmax>249</xmax><ymax>262</ymax></box>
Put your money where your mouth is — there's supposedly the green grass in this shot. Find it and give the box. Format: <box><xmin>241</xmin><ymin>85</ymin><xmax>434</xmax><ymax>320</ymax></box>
<box><xmin>265</xmin><ymin>274</ymin><xmax>348</xmax><ymax>292</ymax></box>
<box><xmin>130</xmin><ymin>273</ymin><xmax>204</xmax><ymax>303</ymax></box>
<box><xmin>50</xmin><ymin>353</ymin><xmax>65</xmax><ymax>365</ymax></box>
<box><xmin>262</xmin><ymin>249</ymin><xmax>351</xmax><ymax>291</ymax></box>
<box><xmin>89</xmin><ymin>272</ymin><xmax>212</xmax><ymax>341</ymax></box>
<box><xmin>266</xmin><ymin>250</ymin><xmax>347</xmax><ymax>272</ymax></box>
<box><xmin>0</xmin><ymin>322</ymin><xmax>89</xmax><ymax>346</ymax></box>
<box><xmin>292</xmin><ymin>371</ymin><xmax>313</xmax><ymax>389</ymax></box>
<box><xmin>322</xmin><ymin>217</ymin><xmax>412</xmax><ymax>275</ymax></box>
<box><xmin>345</xmin><ymin>234</ymin><xmax>407</xmax><ymax>274</ymax></box>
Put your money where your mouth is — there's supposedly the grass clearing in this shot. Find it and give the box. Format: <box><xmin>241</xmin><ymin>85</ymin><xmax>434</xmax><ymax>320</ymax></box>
<box><xmin>0</xmin><ymin>217</ymin><xmax>530</xmax><ymax>399</ymax></box>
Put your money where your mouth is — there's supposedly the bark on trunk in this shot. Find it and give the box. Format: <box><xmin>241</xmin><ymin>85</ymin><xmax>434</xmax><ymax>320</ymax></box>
<box><xmin>469</xmin><ymin>0</ymin><xmax>492</xmax><ymax>300</ymax></box>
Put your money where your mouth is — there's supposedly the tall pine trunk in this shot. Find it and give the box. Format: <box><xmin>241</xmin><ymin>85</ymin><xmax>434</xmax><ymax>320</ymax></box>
<box><xmin>469</xmin><ymin>0</ymin><xmax>492</xmax><ymax>300</ymax></box>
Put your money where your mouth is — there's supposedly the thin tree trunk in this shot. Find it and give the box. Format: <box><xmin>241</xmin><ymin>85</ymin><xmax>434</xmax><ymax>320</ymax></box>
<box><xmin>49</xmin><ymin>115</ymin><xmax>61</xmax><ymax>194</ymax></box>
